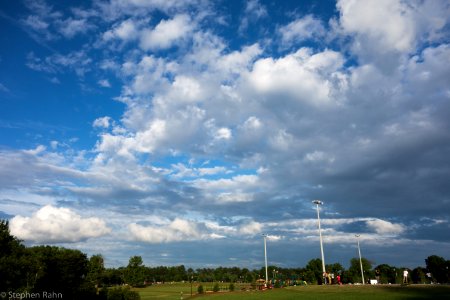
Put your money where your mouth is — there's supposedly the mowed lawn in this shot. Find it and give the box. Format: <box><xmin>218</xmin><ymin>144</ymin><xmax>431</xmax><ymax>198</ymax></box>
<box><xmin>134</xmin><ymin>284</ymin><xmax>450</xmax><ymax>300</ymax></box>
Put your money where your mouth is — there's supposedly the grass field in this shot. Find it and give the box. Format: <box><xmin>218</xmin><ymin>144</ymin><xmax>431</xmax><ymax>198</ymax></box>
<box><xmin>134</xmin><ymin>283</ymin><xmax>450</xmax><ymax>299</ymax></box>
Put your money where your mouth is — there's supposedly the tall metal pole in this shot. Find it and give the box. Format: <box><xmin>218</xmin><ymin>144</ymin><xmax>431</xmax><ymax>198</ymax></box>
<box><xmin>313</xmin><ymin>200</ymin><xmax>326</xmax><ymax>282</ymax></box>
<box><xmin>263</xmin><ymin>234</ymin><xmax>268</xmax><ymax>285</ymax></box>
<box><xmin>356</xmin><ymin>234</ymin><xmax>365</xmax><ymax>284</ymax></box>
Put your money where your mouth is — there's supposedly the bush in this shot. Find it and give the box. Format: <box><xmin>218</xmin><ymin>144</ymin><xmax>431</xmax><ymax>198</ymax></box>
<box><xmin>213</xmin><ymin>282</ymin><xmax>220</xmax><ymax>292</ymax></box>
<box><xmin>197</xmin><ymin>285</ymin><xmax>204</xmax><ymax>294</ymax></box>
<box><xmin>229</xmin><ymin>283</ymin><xmax>235</xmax><ymax>291</ymax></box>
<box><xmin>107</xmin><ymin>286</ymin><xmax>140</xmax><ymax>300</ymax></box>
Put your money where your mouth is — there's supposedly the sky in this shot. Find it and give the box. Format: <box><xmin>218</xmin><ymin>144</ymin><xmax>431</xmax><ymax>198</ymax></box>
<box><xmin>0</xmin><ymin>0</ymin><xmax>449</xmax><ymax>270</ymax></box>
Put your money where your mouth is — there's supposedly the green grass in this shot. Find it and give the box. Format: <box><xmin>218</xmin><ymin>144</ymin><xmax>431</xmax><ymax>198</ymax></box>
<box><xmin>134</xmin><ymin>284</ymin><xmax>450</xmax><ymax>300</ymax></box>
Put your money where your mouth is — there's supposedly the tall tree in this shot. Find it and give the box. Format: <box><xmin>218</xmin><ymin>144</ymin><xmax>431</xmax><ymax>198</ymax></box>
<box><xmin>374</xmin><ymin>264</ymin><xmax>397</xmax><ymax>284</ymax></box>
<box><xmin>425</xmin><ymin>255</ymin><xmax>449</xmax><ymax>283</ymax></box>
<box><xmin>87</xmin><ymin>254</ymin><xmax>106</xmax><ymax>287</ymax></box>
<box><xmin>29</xmin><ymin>246</ymin><xmax>90</xmax><ymax>299</ymax></box>
<box><xmin>305</xmin><ymin>258</ymin><xmax>323</xmax><ymax>284</ymax></box>
<box><xmin>124</xmin><ymin>256</ymin><xmax>146</xmax><ymax>286</ymax></box>
<box><xmin>0</xmin><ymin>220</ymin><xmax>28</xmax><ymax>291</ymax></box>
<box><xmin>348</xmin><ymin>257</ymin><xmax>372</xmax><ymax>284</ymax></box>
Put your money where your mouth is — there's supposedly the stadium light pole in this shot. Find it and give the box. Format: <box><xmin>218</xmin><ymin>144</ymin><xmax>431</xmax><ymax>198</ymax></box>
<box><xmin>355</xmin><ymin>234</ymin><xmax>365</xmax><ymax>284</ymax></box>
<box><xmin>312</xmin><ymin>200</ymin><xmax>326</xmax><ymax>282</ymax></box>
<box><xmin>262</xmin><ymin>234</ymin><xmax>268</xmax><ymax>286</ymax></box>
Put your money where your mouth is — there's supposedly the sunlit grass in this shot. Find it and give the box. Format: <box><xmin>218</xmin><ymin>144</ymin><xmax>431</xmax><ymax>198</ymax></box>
<box><xmin>134</xmin><ymin>283</ymin><xmax>450</xmax><ymax>300</ymax></box>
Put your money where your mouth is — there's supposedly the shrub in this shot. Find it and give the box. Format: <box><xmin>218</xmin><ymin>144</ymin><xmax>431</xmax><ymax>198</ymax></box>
<box><xmin>229</xmin><ymin>283</ymin><xmax>235</xmax><ymax>291</ymax></box>
<box><xmin>107</xmin><ymin>286</ymin><xmax>140</xmax><ymax>300</ymax></box>
<box><xmin>198</xmin><ymin>285</ymin><xmax>204</xmax><ymax>294</ymax></box>
<box><xmin>213</xmin><ymin>282</ymin><xmax>220</xmax><ymax>292</ymax></box>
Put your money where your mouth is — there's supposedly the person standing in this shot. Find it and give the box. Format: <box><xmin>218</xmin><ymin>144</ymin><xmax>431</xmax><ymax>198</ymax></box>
<box><xmin>403</xmin><ymin>269</ymin><xmax>409</xmax><ymax>284</ymax></box>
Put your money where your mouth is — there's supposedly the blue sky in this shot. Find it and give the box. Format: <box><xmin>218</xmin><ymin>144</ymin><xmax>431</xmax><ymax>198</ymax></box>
<box><xmin>1</xmin><ymin>0</ymin><xmax>449</xmax><ymax>270</ymax></box>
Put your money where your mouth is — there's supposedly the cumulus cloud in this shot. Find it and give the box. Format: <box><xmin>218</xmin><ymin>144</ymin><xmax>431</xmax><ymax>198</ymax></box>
<box><xmin>140</xmin><ymin>14</ymin><xmax>193</xmax><ymax>50</ymax></box>
<box><xmin>239</xmin><ymin>0</ymin><xmax>267</xmax><ymax>33</ymax></box>
<box><xmin>338</xmin><ymin>0</ymin><xmax>417</xmax><ymax>53</ymax></box>
<box><xmin>279</xmin><ymin>15</ymin><xmax>325</xmax><ymax>45</ymax></box>
<box><xmin>128</xmin><ymin>218</ymin><xmax>213</xmax><ymax>243</ymax></box>
<box><xmin>366</xmin><ymin>219</ymin><xmax>405</xmax><ymax>235</ymax></box>
<box><xmin>246</xmin><ymin>48</ymin><xmax>345</xmax><ymax>105</ymax></box>
<box><xmin>239</xmin><ymin>220</ymin><xmax>262</xmax><ymax>235</ymax></box>
<box><xmin>10</xmin><ymin>205</ymin><xmax>111</xmax><ymax>243</ymax></box>
<box><xmin>103</xmin><ymin>19</ymin><xmax>140</xmax><ymax>42</ymax></box>
<box><xmin>336</xmin><ymin>0</ymin><xmax>450</xmax><ymax>70</ymax></box>
<box><xmin>57</xmin><ymin>17</ymin><xmax>95</xmax><ymax>38</ymax></box>
<box><xmin>93</xmin><ymin>116</ymin><xmax>112</xmax><ymax>129</ymax></box>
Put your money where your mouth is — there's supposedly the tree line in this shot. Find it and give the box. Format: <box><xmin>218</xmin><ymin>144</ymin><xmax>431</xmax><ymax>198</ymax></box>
<box><xmin>1</xmin><ymin>220</ymin><xmax>449</xmax><ymax>299</ymax></box>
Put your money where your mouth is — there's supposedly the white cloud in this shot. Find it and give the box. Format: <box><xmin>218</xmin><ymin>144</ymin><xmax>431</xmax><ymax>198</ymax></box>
<box><xmin>128</xmin><ymin>218</ymin><xmax>213</xmax><ymax>243</ymax></box>
<box><xmin>171</xmin><ymin>75</ymin><xmax>203</xmax><ymax>102</ymax></box>
<box><xmin>23</xmin><ymin>15</ymin><xmax>49</xmax><ymax>30</ymax></box>
<box><xmin>140</xmin><ymin>14</ymin><xmax>193</xmax><ymax>50</ymax></box>
<box><xmin>216</xmin><ymin>44</ymin><xmax>262</xmax><ymax>78</ymax></box>
<box><xmin>98</xmin><ymin>79</ymin><xmax>111</xmax><ymax>88</ymax></box>
<box><xmin>336</xmin><ymin>0</ymin><xmax>450</xmax><ymax>71</ymax></box>
<box><xmin>57</xmin><ymin>17</ymin><xmax>94</xmax><ymax>38</ymax></box>
<box><xmin>239</xmin><ymin>220</ymin><xmax>262</xmax><ymax>235</ymax></box>
<box><xmin>26</xmin><ymin>51</ymin><xmax>93</xmax><ymax>77</ymax></box>
<box><xmin>239</xmin><ymin>0</ymin><xmax>267</xmax><ymax>33</ymax></box>
<box><xmin>246</xmin><ymin>48</ymin><xmax>345</xmax><ymax>105</ymax></box>
<box><xmin>193</xmin><ymin>174</ymin><xmax>260</xmax><ymax>191</ymax></box>
<box><xmin>279</xmin><ymin>15</ymin><xmax>325</xmax><ymax>45</ymax></box>
<box><xmin>103</xmin><ymin>19</ymin><xmax>140</xmax><ymax>42</ymax></box>
<box><xmin>10</xmin><ymin>205</ymin><xmax>111</xmax><ymax>243</ymax></box>
<box><xmin>215</xmin><ymin>127</ymin><xmax>232</xmax><ymax>140</ymax></box>
<box><xmin>337</xmin><ymin>0</ymin><xmax>416</xmax><ymax>53</ymax></box>
<box><xmin>217</xmin><ymin>192</ymin><xmax>253</xmax><ymax>203</ymax></box>
<box><xmin>305</xmin><ymin>151</ymin><xmax>335</xmax><ymax>163</ymax></box>
<box><xmin>366</xmin><ymin>219</ymin><xmax>405</xmax><ymax>235</ymax></box>
<box><xmin>50</xmin><ymin>140</ymin><xmax>58</xmax><ymax>149</ymax></box>
<box><xmin>93</xmin><ymin>116</ymin><xmax>111</xmax><ymax>128</ymax></box>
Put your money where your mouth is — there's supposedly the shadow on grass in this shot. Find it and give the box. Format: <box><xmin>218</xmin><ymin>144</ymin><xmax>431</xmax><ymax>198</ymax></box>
<box><xmin>376</xmin><ymin>284</ymin><xmax>450</xmax><ymax>299</ymax></box>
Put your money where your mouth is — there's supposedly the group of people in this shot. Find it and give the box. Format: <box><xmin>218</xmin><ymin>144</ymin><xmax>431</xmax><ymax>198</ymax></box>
<box><xmin>321</xmin><ymin>269</ymin><xmax>410</xmax><ymax>285</ymax></box>
<box><xmin>322</xmin><ymin>272</ymin><xmax>342</xmax><ymax>285</ymax></box>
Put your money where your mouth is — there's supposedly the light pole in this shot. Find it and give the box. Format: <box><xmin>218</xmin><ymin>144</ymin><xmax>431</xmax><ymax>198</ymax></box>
<box><xmin>262</xmin><ymin>234</ymin><xmax>268</xmax><ymax>286</ymax></box>
<box><xmin>355</xmin><ymin>234</ymin><xmax>365</xmax><ymax>284</ymax></box>
<box><xmin>312</xmin><ymin>200</ymin><xmax>326</xmax><ymax>283</ymax></box>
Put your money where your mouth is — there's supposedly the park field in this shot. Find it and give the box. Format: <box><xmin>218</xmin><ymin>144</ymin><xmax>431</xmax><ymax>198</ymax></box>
<box><xmin>134</xmin><ymin>283</ymin><xmax>450</xmax><ymax>300</ymax></box>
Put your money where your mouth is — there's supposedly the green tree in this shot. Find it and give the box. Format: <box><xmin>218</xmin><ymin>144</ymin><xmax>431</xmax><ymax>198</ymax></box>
<box><xmin>124</xmin><ymin>256</ymin><xmax>146</xmax><ymax>287</ymax></box>
<box><xmin>411</xmin><ymin>267</ymin><xmax>427</xmax><ymax>284</ymax></box>
<box><xmin>425</xmin><ymin>255</ymin><xmax>449</xmax><ymax>283</ymax></box>
<box><xmin>348</xmin><ymin>257</ymin><xmax>372</xmax><ymax>284</ymax></box>
<box><xmin>103</xmin><ymin>268</ymin><xmax>124</xmax><ymax>286</ymax></box>
<box><xmin>0</xmin><ymin>220</ymin><xmax>29</xmax><ymax>291</ymax></box>
<box><xmin>29</xmin><ymin>246</ymin><xmax>91</xmax><ymax>299</ymax></box>
<box><xmin>305</xmin><ymin>258</ymin><xmax>323</xmax><ymax>284</ymax></box>
<box><xmin>326</xmin><ymin>262</ymin><xmax>345</xmax><ymax>281</ymax></box>
<box><xmin>86</xmin><ymin>254</ymin><xmax>106</xmax><ymax>287</ymax></box>
<box><xmin>374</xmin><ymin>264</ymin><xmax>397</xmax><ymax>284</ymax></box>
